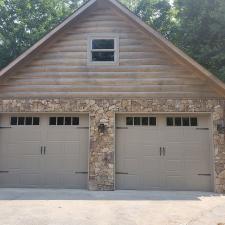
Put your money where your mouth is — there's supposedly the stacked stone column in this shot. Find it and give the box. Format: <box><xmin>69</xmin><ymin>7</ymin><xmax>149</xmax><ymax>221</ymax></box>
<box><xmin>89</xmin><ymin>100</ymin><xmax>115</xmax><ymax>190</ymax></box>
<box><xmin>213</xmin><ymin>105</ymin><xmax>225</xmax><ymax>193</ymax></box>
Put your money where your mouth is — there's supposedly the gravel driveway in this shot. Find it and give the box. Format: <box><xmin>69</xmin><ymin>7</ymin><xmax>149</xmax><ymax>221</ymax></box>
<box><xmin>0</xmin><ymin>189</ymin><xmax>224</xmax><ymax>225</ymax></box>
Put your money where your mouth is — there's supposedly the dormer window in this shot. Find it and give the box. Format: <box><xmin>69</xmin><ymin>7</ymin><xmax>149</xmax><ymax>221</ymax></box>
<box><xmin>88</xmin><ymin>35</ymin><xmax>119</xmax><ymax>65</ymax></box>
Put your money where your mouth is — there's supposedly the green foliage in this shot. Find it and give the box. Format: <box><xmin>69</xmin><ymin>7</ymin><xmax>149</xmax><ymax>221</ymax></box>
<box><xmin>134</xmin><ymin>0</ymin><xmax>176</xmax><ymax>38</ymax></box>
<box><xmin>120</xmin><ymin>0</ymin><xmax>141</xmax><ymax>11</ymax></box>
<box><xmin>0</xmin><ymin>0</ymin><xmax>84</xmax><ymax>68</ymax></box>
<box><xmin>0</xmin><ymin>0</ymin><xmax>225</xmax><ymax>82</ymax></box>
<box><xmin>172</xmin><ymin>0</ymin><xmax>225</xmax><ymax>81</ymax></box>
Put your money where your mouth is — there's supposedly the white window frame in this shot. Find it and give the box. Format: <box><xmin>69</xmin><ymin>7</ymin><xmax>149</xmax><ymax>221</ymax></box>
<box><xmin>87</xmin><ymin>35</ymin><xmax>119</xmax><ymax>65</ymax></box>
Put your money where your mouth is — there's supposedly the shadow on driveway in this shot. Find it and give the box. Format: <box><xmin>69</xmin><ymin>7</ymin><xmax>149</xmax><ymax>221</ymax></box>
<box><xmin>0</xmin><ymin>188</ymin><xmax>222</xmax><ymax>201</ymax></box>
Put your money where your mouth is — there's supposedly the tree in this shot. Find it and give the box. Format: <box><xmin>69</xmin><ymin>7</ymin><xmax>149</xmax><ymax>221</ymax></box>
<box><xmin>0</xmin><ymin>0</ymin><xmax>84</xmax><ymax>68</ymax></box>
<box><xmin>121</xmin><ymin>0</ymin><xmax>176</xmax><ymax>38</ymax></box>
<box><xmin>172</xmin><ymin>0</ymin><xmax>225</xmax><ymax>81</ymax></box>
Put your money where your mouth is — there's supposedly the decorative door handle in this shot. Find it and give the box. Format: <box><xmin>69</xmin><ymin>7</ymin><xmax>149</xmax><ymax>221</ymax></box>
<box><xmin>41</xmin><ymin>146</ymin><xmax>43</xmax><ymax>155</ymax></box>
<box><xmin>163</xmin><ymin>147</ymin><xmax>166</xmax><ymax>156</ymax></box>
<box><xmin>160</xmin><ymin>147</ymin><xmax>162</xmax><ymax>156</ymax></box>
<box><xmin>44</xmin><ymin>146</ymin><xmax>46</xmax><ymax>155</ymax></box>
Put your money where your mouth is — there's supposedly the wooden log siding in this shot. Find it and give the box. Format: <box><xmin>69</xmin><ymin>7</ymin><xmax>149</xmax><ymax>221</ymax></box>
<box><xmin>0</xmin><ymin>5</ymin><xmax>218</xmax><ymax>98</ymax></box>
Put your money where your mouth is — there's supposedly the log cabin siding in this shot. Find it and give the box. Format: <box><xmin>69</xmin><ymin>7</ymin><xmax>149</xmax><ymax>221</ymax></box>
<box><xmin>0</xmin><ymin>4</ymin><xmax>219</xmax><ymax>98</ymax></box>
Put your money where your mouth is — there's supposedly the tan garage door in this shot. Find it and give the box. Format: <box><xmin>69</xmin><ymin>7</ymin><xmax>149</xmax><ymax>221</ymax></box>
<box><xmin>0</xmin><ymin>114</ymin><xmax>89</xmax><ymax>188</ymax></box>
<box><xmin>116</xmin><ymin>114</ymin><xmax>213</xmax><ymax>191</ymax></box>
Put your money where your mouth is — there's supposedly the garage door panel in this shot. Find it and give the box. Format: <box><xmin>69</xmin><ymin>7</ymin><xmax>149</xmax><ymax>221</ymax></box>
<box><xmin>142</xmin><ymin>173</ymin><xmax>161</xmax><ymax>189</ymax></box>
<box><xmin>78</xmin><ymin>158</ymin><xmax>88</xmax><ymax>171</ymax></box>
<box><xmin>45</xmin><ymin>142</ymin><xmax>80</xmax><ymax>155</ymax></box>
<box><xmin>46</xmin><ymin>129</ymin><xmax>80</xmax><ymax>141</ymax></box>
<box><xmin>142</xmin><ymin>157</ymin><xmax>161</xmax><ymax>172</ymax></box>
<box><xmin>165</xmin><ymin>143</ymin><xmax>184</xmax><ymax>160</ymax></box>
<box><xmin>19</xmin><ymin>156</ymin><xmax>41</xmax><ymax>171</ymax></box>
<box><xmin>186</xmin><ymin>175</ymin><xmax>211</xmax><ymax>191</ymax></box>
<box><xmin>0</xmin><ymin>156</ymin><xmax>9</xmax><ymax>170</ymax></box>
<box><xmin>44</xmin><ymin>154</ymin><xmax>79</xmax><ymax>171</ymax></box>
<box><xmin>124</xmin><ymin>144</ymin><xmax>140</xmax><ymax>158</ymax></box>
<box><xmin>0</xmin><ymin>173</ymin><xmax>20</xmax><ymax>187</ymax></box>
<box><xmin>116</xmin><ymin>174</ymin><xmax>138</xmax><ymax>190</ymax></box>
<box><xmin>7</xmin><ymin>142</ymin><xmax>41</xmax><ymax>155</ymax></box>
<box><xmin>164</xmin><ymin>160</ymin><xmax>184</xmax><ymax>173</ymax></box>
<box><xmin>185</xmin><ymin>160</ymin><xmax>210</xmax><ymax>174</ymax></box>
<box><xmin>4</xmin><ymin>156</ymin><xmax>26</xmax><ymax>170</ymax></box>
<box><xmin>42</xmin><ymin>172</ymin><xmax>87</xmax><ymax>188</ymax></box>
<box><xmin>64</xmin><ymin>155</ymin><xmax>81</xmax><ymax>171</ymax></box>
<box><xmin>142</xmin><ymin>144</ymin><xmax>159</xmax><ymax>156</ymax></box>
<box><xmin>19</xmin><ymin>173</ymin><xmax>42</xmax><ymax>186</ymax></box>
<box><xmin>183</xmin><ymin>143</ymin><xmax>203</xmax><ymax>159</ymax></box>
<box><xmin>116</xmin><ymin>114</ymin><xmax>212</xmax><ymax>191</ymax></box>
<box><xmin>62</xmin><ymin>174</ymin><xmax>87</xmax><ymax>188</ymax></box>
<box><xmin>139</xmin><ymin>129</ymin><xmax>159</xmax><ymax>141</ymax></box>
<box><xmin>0</xmin><ymin>131</ymin><xmax>12</xmax><ymax>141</ymax></box>
<box><xmin>43</xmin><ymin>155</ymin><xmax>79</xmax><ymax>172</ymax></box>
<box><xmin>0</xmin><ymin>114</ymin><xmax>88</xmax><ymax>188</ymax></box>
<box><xmin>43</xmin><ymin>118</ymin><xmax>88</xmax><ymax>188</ymax></box>
<box><xmin>9</xmin><ymin>129</ymin><xmax>42</xmax><ymax>142</ymax></box>
<box><xmin>165</xmin><ymin>175</ymin><xmax>185</xmax><ymax>190</ymax></box>
<box><xmin>45</xmin><ymin>142</ymin><xmax>63</xmax><ymax>155</ymax></box>
<box><xmin>3</xmin><ymin>156</ymin><xmax>41</xmax><ymax>172</ymax></box>
<box><xmin>183</xmin><ymin>130</ymin><xmax>203</xmax><ymax>142</ymax></box>
<box><xmin>123</xmin><ymin>159</ymin><xmax>138</xmax><ymax>174</ymax></box>
<box><xmin>42</xmin><ymin>172</ymin><xmax>62</xmax><ymax>187</ymax></box>
<box><xmin>162</xmin><ymin>128</ymin><xmax>184</xmax><ymax>141</ymax></box>
<box><xmin>65</xmin><ymin>142</ymin><xmax>80</xmax><ymax>155</ymax></box>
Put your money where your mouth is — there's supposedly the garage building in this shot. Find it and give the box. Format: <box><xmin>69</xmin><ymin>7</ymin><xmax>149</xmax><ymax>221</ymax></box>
<box><xmin>0</xmin><ymin>0</ymin><xmax>224</xmax><ymax>193</ymax></box>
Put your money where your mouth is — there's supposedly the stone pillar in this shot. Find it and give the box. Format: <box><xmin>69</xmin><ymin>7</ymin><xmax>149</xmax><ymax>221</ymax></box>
<box><xmin>213</xmin><ymin>105</ymin><xmax>225</xmax><ymax>193</ymax></box>
<box><xmin>88</xmin><ymin>100</ymin><xmax>115</xmax><ymax>190</ymax></box>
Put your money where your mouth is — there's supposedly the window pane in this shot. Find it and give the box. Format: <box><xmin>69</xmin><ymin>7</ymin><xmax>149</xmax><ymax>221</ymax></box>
<box><xmin>167</xmin><ymin>117</ymin><xmax>173</xmax><ymax>126</ymax></box>
<box><xmin>65</xmin><ymin>117</ymin><xmax>72</xmax><ymax>125</ymax></box>
<box><xmin>149</xmin><ymin>117</ymin><xmax>156</xmax><ymax>126</ymax></box>
<box><xmin>92</xmin><ymin>39</ymin><xmax>114</xmax><ymax>49</ymax></box>
<box><xmin>92</xmin><ymin>52</ymin><xmax>114</xmax><ymax>62</ymax></box>
<box><xmin>11</xmin><ymin>117</ymin><xmax>17</xmax><ymax>125</ymax></box>
<box><xmin>182</xmin><ymin>117</ymin><xmax>190</xmax><ymax>126</ymax></box>
<box><xmin>142</xmin><ymin>117</ymin><xmax>148</xmax><ymax>126</ymax></box>
<box><xmin>134</xmin><ymin>117</ymin><xmax>141</xmax><ymax>125</ymax></box>
<box><xmin>72</xmin><ymin>117</ymin><xmax>79</xmax><ymax>125</ymax></box>
<box><xmin>57</xmin><ymin>117</ymin><xmax>64</xmax><ymax>125</ymax></box>
<box><xmin>175</xmin><ymin>117</ymin><xmax>182</xmax><ymax>126</ymax></box>
<box><xmin>49</xmin><ymin>117</ymin><xmax>56</xmax><ymax>125</ymax></box>
<box><xmin>126</xmin><ymin>117</ymin><xmax>133</xmax><ymax>125</ymax></box>
<box><xmin>25</xmin><ymin>117</ymin><xmax>32</xmax><ymax>125</ymax></box>
<box><xmin>18</xmin><ymin>117</ymin><xmax>25</xmax><ymax>125</ymax></box>
<box><xmin>190</xmin><ymin>117</ymin><xmax>198</xmax><ymax>126</ymax></box>
<box><xmin>33</xmin><ymin>117</ymin><xmax>40</xmax><ymax>125</ymax></box>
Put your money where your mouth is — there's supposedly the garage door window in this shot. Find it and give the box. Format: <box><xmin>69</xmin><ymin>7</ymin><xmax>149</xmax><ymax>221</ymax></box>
<box><xmin>134</xmin><ymin>117</ymin><xmax>141</xmax><ymax>125</ymax></box>
<box><xmin>49</xmin><ymin>117</ymin><xmax>79</xmax><ymax>126</ymax></box>
<box><xmin>167</xmin><ymin>117</ymin><xmax>198</xmax><ymax>127</ymax></box>
<box><xmin>11</xmin><ymin>117</ymin><xmax>40</xmax><ymax>126</ymax></box>
<box><xmin>126</xmin><ymin>117</ymin><xmax>157</xmax><ymax>126</ymax></box>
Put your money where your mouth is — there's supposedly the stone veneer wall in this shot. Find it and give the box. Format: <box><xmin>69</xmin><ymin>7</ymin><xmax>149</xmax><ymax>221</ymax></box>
<box><xmin>0</xmin><ymin>98</ymin><xmax>224</xmax><ymax>193</ymax></box>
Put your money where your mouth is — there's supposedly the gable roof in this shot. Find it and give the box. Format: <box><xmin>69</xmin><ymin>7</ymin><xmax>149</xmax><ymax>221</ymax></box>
<box><xmin>1</xmin><ymin>0</ymin><xmax>225</xmax><ymax>96</ymax></box>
